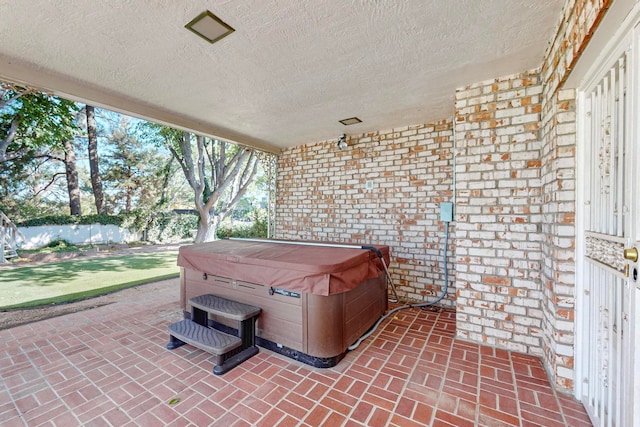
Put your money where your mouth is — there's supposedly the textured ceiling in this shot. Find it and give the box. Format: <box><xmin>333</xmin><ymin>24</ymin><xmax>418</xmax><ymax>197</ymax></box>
<box><xmin>0</xmin><ymin>0</ymin><xmax>564</xmax><ymax>153</ymax></box>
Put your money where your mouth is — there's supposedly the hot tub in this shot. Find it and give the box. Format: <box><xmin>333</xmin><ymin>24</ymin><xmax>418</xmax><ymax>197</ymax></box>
<box><xmin>177</xmin><ymin>239</ymin><xmax>390</xmax><ymax>367</ymax></box>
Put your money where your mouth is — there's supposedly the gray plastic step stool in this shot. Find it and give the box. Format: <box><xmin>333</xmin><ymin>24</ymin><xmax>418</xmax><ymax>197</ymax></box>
<box><xmin>167</xmin><ymin>294</ymin><xmax>261</xmax><ymax>375</ymax></box>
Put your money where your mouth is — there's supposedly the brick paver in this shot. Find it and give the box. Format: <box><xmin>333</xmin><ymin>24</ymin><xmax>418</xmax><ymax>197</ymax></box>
<box><xmin>0</xmin><ymin>278</ymin><xmax>592</xmax><ymax>426</ymax></box>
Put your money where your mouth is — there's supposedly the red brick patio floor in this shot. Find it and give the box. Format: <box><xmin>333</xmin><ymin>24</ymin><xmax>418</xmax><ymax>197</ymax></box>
<box><xmin>0</xmin><ymin>279</ymin><xmax>592</xmax><ymax>426</ymax></box>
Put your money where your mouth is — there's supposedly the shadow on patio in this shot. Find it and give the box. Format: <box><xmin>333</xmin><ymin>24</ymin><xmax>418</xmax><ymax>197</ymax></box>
<box><xmin>0</xmin><ymin>278</ymin><xmax>591</xmax><ymax>426</ymax></box>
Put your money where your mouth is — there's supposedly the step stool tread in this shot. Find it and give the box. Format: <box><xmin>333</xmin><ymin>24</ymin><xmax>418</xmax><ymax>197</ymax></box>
<box><xmin>168</xmin><ymin>319</ymin><xmax>241</xmax><ymax>354</ymax></box>
<box><xmin>190</xmin><ymin>294</ymin><xmax>261</xmax><ymax>321</ymax></box>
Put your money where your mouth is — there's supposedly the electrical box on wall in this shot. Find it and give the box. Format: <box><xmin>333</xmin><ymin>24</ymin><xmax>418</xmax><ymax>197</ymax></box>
<box><xmin>440</xmin><ymin>202</ymin><xmax>453</xmax><ymax>222</ymax></box>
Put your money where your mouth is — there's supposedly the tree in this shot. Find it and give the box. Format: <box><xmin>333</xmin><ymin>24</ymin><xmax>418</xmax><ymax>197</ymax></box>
<box><xmin>86</xmin><ymin>105</ymin><xmax>106</xmax><ymax>214</ymax></box>
<box><xmin>1</xmin><ymin>88</ymin><xmax>197</xmax><ymax>221</ymax></box>
<box><xmin>157</xmin><ymin>156</ymin><xmax>175</xmax><ymax>208</ymax></box>
<box><xmin>0</xmin><ymin>151</ymin><xmax>72</xmax><ymax>220</ymax></box>
<box><xmin>154</xmin><ymin>127</ymin><xmax>261</xmax><ymax>242</ymax></box>
<box><xmin>33</xmin><ymin>141</ymin><xmax>84</xmax><ymax>216</ymax></box>
<box><xmin>102</xmin><ymin>116</ymin><xmax>175</xmax><ymax>212</ymax></box>
<box><xmin>0</xmin><ymin>82</ymin><xmax>80</xmax><ymax>218</ymax></box>
<box><xmin>62</xmin><ymin>139</ymin><xmax>82</xmax><ymax>215</ymax></box>
<box><xmin>0</xmin><ymin>82</ymin><xmax>78</xmax><ymax>163</ymax></box>
<box><xmin>39</xmin><ymin>109</ymin><xmax>87</xmax><ymax>216</ymax></box>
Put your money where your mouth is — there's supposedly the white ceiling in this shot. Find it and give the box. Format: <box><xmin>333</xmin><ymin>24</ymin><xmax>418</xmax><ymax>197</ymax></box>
<box><xmin>0</xmin><ymin>0</ymin><xmax>564</xmax><ymax>153</ymax></box>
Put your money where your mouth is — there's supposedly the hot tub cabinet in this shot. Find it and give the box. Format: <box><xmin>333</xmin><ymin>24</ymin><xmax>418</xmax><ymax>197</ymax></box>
<box><xmin>177</xmin><ymin>239</ymin><xmax>389</xmax><ymax>367</ymax></box>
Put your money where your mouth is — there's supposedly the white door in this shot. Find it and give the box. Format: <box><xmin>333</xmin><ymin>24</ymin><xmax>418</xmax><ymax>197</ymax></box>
<box><xmin>576</xmin><ymin>19</ymin><xmax>639</xmax><ymax>427</ymax></box>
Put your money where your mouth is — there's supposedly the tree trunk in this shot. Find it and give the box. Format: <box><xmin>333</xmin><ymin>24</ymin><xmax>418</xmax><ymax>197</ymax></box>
<box><xmin>155</xmin><ymin>157</ymin><xmax>172</xmax><ymax>208</ymax></box>
<box><xmin>63</xmin><ymin>139</ymin><xmax>82</xmax><ymax>215</ymax></box>
<box><xmin>194</xmin><ymin>211</ymin><xmax>221</xmax><ymax>243</ymax></box>
<box><xmin>164</xmin><ymin>130</ymin><xmax>260</xmax><ymax>244</ymax></box>
<box><xmin>86</xmin><ymin>105</ymin><xmax>107</xmax><ymax>214</ymax></box>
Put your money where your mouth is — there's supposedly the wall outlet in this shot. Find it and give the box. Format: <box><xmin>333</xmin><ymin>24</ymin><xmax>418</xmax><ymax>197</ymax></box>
<box><xmin>440</xmin><ymin>202</ymin><xmax>454</xmax><ymax>222</ymax></box>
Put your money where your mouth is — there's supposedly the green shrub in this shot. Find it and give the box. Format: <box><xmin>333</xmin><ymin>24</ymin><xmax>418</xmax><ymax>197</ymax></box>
<box><xmin>36</xmin><ymin>238</ymin><xmax>80</xmax><ymax>253</ymax></box>
<box><xmin>216</xmin><ymin>209</ymin><xmax>268</xmax><ymax>239</ymax></box>
<box><xmin>46</xmin><ymin>238</ymin><xmax>73</xmax><ymax>248</ymax></box>
<box><xmin>16</xmin><ymin>214</ymin><xmax>124</xmax><ymax>227</ymax></box>
<box><xmin>122</xmin><ymin>210</ymin><xmax>197</xmax><ymax>243</ymax></box>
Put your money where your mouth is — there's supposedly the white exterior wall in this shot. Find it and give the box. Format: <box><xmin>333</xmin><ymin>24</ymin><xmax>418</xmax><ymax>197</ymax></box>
<box><xmin>18</xmin><ymin>224</ymin><xmax>140</xmax><ymax>249</ymax></box>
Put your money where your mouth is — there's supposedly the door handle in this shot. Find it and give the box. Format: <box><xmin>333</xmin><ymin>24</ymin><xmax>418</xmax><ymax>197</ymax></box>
<box><xmin>624</xmin><ymin>247</ymin><xmax>638</xmax><ymax>262</ymax></box>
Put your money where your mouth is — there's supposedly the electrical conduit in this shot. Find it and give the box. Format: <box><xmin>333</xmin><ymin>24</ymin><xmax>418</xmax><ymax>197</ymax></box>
<box><xmin>347</xmin><ymin>219</ymin><xmax>450</xmax><ymax>350</ymax></box>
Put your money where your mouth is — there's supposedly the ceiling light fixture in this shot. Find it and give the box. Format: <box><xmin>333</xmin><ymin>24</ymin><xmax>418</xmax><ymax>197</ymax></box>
<box><xmin>339</xmin><ymin>117</ymin><xmax>362</xmax><ymax>126</ymax></box>
<box><xmin>185</xmin><ymin>10</ymin><xmax>235</xmax><ymax>44</ymax></box>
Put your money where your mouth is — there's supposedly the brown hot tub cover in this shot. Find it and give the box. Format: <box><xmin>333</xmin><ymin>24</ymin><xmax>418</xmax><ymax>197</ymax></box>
<box><xmin>177</xmin><ymin>239</ymin><xmax>390</xmax><ymax>296</ymax></box>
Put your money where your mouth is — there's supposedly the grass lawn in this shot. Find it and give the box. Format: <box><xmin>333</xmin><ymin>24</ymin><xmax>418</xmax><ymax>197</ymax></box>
<box><xmin>0</xmin><ymin>251</ymin><xmax>179</xmax><ymax>309</ymax></box>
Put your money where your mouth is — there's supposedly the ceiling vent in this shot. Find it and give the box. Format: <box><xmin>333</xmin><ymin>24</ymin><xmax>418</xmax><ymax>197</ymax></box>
<box><xmin>185</xmin><ymin>11</ymin><xmax>235</xmax><ymax>44</ymax></box>
<box><xmin>339</xmin><ymin>117</ymin><xmax>362</xmax><ymax>126</ymax></box>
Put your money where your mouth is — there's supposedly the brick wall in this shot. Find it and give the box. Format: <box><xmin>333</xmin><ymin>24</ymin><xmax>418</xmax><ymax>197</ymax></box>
<box><xmin>542</xmin><ymin>0</ymin><xmax>612</xmax><ymax>96</ymax></box>
<box><xmin>455</xmin><ymin>0</ymin><xmax>611</xmax><ymax>390</ymax></box>
<box><xmin>452</xmin><ymin>0</ymin><xmax>610</xmax><ymax>392</ymax></box>
<box><xmin>273</xmin><ymin>0</ymin><xmax>611</xmax><ymax>395</ymax></box>
<box><xmin>539</xmin><ymin>88</ymin><xmax>577</xmax><ymax>391</ymax></box>
<box><xmin>453</xmin><ymin>71</ymin><xmax>545</xmax><ymax>356</ymax></box>
<box><xmin>276</xmin><ymin>122</ymin><xmax>456</xmax><ymax>306</ymax></box>
<box><xmin>537</xmin><ymin>0</ymin><xmax>610</xmax><ymax>391</ymax></box>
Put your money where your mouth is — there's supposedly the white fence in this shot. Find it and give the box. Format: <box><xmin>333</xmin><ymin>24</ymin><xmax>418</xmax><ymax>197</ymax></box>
<box><xmin>18</xmin><ymin>224</ymin><xmax>140</xmax><ymax>250</ymax></box>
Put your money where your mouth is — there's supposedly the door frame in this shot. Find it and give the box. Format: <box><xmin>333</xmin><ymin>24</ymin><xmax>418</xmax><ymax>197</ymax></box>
<box><xmin>574</xmin><ymin>3</ymin><xmax>640</xmax><ymax>425</ymax></box>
